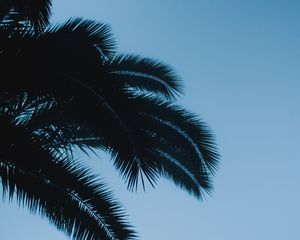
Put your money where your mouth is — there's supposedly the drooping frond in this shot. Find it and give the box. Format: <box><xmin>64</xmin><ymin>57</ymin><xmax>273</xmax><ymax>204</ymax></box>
<box><xmin>88</xmin><ymin>93</ymin><xmax>219</xmax><ymax>197</ymax></box>
<box><xmin>43</xmin><ymin>92</ymin><xmax>218</xmax><ymax>197</ymax></box>
<box><xmin>148</xmin><ymin>148</ymin><xmax>206</xmax><ymax>197</ymax></box>
<box><xmin>131</xmin><ymin>95</ymin><xmax>219</xmax><ymax>173</ymax></box>
<box><xmin>0</xmin><ymin>160</ymin><xmax>137</xmax><ymax>240</ymax></box>
<box><xmin>106</xmin><ymin>54</ymin><xmax>184</xmax><ymax>100</ymax></box>
<box><xmin>0</xmin><ymin>107</ymin><xmax>137</xmax><ymax>240</ymax></box>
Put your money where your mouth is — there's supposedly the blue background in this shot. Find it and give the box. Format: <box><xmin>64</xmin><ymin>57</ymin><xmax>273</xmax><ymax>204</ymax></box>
<box><xmin>1</xmin><ymin>1</ymin><xmax>300</xmax><ymax>239</ymax></box>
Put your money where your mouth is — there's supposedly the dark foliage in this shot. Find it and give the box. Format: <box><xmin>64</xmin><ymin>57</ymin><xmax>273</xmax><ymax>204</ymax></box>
<box><xmin>0</xmin><ymin>3</ymin><xmax>219</xmax><ymax>240</ymax></box>
<box><xmin>0</xmin><ymin>0</ymin><xmax>52</xmax><ymax>30</ymax></box>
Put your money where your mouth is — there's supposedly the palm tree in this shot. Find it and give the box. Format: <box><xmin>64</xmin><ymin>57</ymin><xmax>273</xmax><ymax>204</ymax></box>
<box><xmin>0</xmin><ymin>2</ymin><xmax>219</xmax><ymax>240</ymax></box>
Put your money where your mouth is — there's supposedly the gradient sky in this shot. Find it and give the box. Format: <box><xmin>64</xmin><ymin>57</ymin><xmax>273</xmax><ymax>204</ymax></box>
<box><xmin>1</xmin><ymin>1</ymin><xmax>300</xmax><ymax>239</ymax></box>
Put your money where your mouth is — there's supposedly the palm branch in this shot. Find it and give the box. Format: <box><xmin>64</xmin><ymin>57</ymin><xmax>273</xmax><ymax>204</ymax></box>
<box><xmin>0</xmin><ymin>94</ymin><xmax>137</xmax><ymax>240</ymax></box>
<box><xmin>0</xmin><ymin>0</ymin><xmax>52</xmax><ymax>30</ymax></box>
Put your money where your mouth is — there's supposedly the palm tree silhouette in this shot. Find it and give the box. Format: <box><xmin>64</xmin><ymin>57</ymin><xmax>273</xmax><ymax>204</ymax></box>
<box><xmin>0</xmin><ymin>2</ymin><xmax>219</xmax><ymax>240</ymax></box>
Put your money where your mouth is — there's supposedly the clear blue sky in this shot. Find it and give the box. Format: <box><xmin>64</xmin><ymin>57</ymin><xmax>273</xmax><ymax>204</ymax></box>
<box><xmin>1</xmin><ymin>0</ymin><xmax>300</xmax><ymax>239</ymax></box>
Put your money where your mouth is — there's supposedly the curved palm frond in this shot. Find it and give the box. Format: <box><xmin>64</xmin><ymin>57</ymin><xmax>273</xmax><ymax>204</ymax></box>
<box><xmin>0</xmin><ymin>160</ymin><xmax>137</xmax><ymax>240</ymax></box>
<box><xmin>106</xmin><ymin>54</ymin><xmax>184</xmax><ymax>100</ymax></box>
<box><xmin>148</xmin><ymin>148</ymin><xmax>206</xmax><ymax>197</ymax></box>
<box><xmin>132</xmin><ymin>96</ymin><xmax>219</xmax><ymax>173</ymax></box>
<box><xmin>46</xmin><ymin>18</ymin><xmax>116</xmax><ymax>57</ymax></box>
<box><xmin>81</xmin><ymin>89</ymin><xmax>215</xmax><ymax>196</ymax></box>
<box><xmin>0</xmin><ymin>101</ymin><xmax>137</xmax><ymax>240</ymax></box>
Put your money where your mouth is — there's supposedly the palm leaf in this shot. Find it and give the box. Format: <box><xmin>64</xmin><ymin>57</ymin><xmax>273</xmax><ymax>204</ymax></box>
<box><xmin>0</xmin><ymin>160</ymin><xmax>137</xmax><ymax>240</ymax></box>
<box><xmin>46</xmin><ymin>18</ymin><xmax>116</xmax><ymax>57</ymax></box>
<box><xmin>131</xmin><ymin>96</ymin><xmax>219</xmax><ymax>173</ymax></box>
<box><xmin>0</xmin><ymin>110</ymin><xmax>137</xmax><ymax>240</ymax></box>
<box><xmin>106</xmin><ymin>54</ymin><xmax>184</xmax><ymax>100</ymax></box>
<box><xmin>0</xmin><ymin>0</ymin><xmax>52</xmax><ymax>30</ymax></box>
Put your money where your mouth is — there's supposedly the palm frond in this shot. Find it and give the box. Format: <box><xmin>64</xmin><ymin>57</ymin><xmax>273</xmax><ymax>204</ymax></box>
<box><xmin>106</xmin><ymin>54</ymin><xmax>184</xmax><ymax>100</ymax></box>
<box><xmin>46</xmin><ymin>18</ymin><xmax>116</xmax><ymax>57</ymax></box>
<box><xmin>0</xmin><ymin>160</ymin><xmax>137</xmax><ymax>240</ymax></box>
<box><xmin>149</xmin><ymin>149</ymin><xmax>205</xmax><ymax>198</ymax></box>
<box><xmin>0</xmin><ymin>114</ymin><xmax>137</xmax><ymax>240</ymax></box>
<box><xmin>0</xmin><ymin>0</ymin><xmax>52</xmax><ymax>31</ymax></box>
<box><xmin>132</xmin><ymin>96</ymin><xmax>219</xmax><ymax>174</ymax></box>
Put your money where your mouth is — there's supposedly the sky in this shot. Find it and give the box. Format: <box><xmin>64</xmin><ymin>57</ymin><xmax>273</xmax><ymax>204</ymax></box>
<box><xmin>1</xmin><ymin>0</ymin><xmax>300</xmax><ymax>239</ymax></box>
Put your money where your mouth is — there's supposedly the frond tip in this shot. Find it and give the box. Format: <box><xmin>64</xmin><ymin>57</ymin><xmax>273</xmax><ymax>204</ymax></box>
<box><xmin>47</xmin><ymin>18</ymin><xmax>116</xmax><ymax>56</ymax></box>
